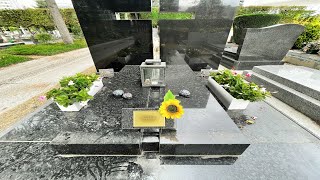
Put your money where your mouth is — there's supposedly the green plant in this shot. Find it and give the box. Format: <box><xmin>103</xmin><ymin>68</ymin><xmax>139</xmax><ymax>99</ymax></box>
<box><xmin>139</xmin><ymin>7</ymin><xmax>193</xmax><ymax>27</ymax></box>
<box><xmin>0</xmin><ymin>53</ymin><xmax>31</xmax><ymax>67</ymax></box>
<box><xmin>46</xmin><ymin>87</ymin><xmax>93</xmax><ymax>107</ymax></box>
<box><xmin>34</xmin><ymin>33</ymin><xmax>53</xmax><ymax>43</ymax></box>
<box><xmin>233</xmin><ymin>14</ymin><xmax>281</xmax><ymax>44</ymax></box>
<box><xmin>59</xmin><ymin>73</ymin><xmax>99</xmax><ymax>89</ymax></box>
<box><xmin>46</xmin><ymin>73</ymin><xmax>99</xmax><ymax>107</ymax></box>
<box><xmin>210</xmin><ymin>70</ymin><xmax>270</xmax><ymax>102</ymax></box>
<box><xmin>1</xmin><ymin>39</ymin><xmax>87</xmax><ymax>56</ymax></box>
<box><xmin>294</xmin><ymin>17</ymin><xmax>320</xmax><ymax>49</ymax></box>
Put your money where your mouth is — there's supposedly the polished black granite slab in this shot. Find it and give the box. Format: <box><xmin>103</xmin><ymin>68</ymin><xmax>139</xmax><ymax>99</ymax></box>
<box><xmin>0</xmin><ymin>142</ymin><xmax>139</xmax><ymax>179</ymax></box>
<box><xmin>0</xmin><ymin>66</ymin><xmax>149</xmax><ymax>141</ymax></box>
<box><xmin>0</xmin><ymin>64</ymin><xmax>249</xmax><ymax>156</ymax></box>
<box><xmin>159</xmin><ymin>0</ymin><xmax>239</xmax><ymax>70</ymax></box>
<box><xmin>51</xmin><ymin>131</ymin><xmax>142</xmax><ymax>155</ymax></box>
<box><xmin>160</xmin><ymin>95</ymin><xmax>249</xmax><ymax>155</ymax></box>
<box><xmin>71</xmin><ymin>0</ymin><xmax>153</xmax><ymax>70</ymax></box>
<box><xmin>1</xmin><ymin>101</ymin><xmax>320</xmax><ymax>179</ymax></box>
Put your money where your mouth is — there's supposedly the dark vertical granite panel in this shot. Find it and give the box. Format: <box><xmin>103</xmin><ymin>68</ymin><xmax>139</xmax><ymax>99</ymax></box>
<box><xmin>159</xmin><ymin>0</ymin><xmax>239</xmax><ymax>70</ymax></box>
<box><xmin>71</xmin><ymin>0</ymin><xmax>153</xmax><ymax>71</ymax></box>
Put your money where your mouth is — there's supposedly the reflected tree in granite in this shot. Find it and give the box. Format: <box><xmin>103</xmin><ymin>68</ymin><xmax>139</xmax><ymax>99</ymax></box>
<box><xmin>0</xmin><ymin>143</ymin><xmax>139</xmax><ymax>179</ymax></box>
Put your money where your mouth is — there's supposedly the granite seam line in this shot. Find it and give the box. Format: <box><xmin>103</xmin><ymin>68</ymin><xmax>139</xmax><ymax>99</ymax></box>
<box><xmin>56</xmin><ymin>154</ymin><xmax>240</xmax><ymax>158</ymax></box>
<box><xmin>263</xmin><ymin>99</ymin><xmax>320</xmax><ymax>140</ymax></box>
<box><xmin>0</xmin><ymin>141</ymin><xmax>51</xmax><ymax>143</ymax></box>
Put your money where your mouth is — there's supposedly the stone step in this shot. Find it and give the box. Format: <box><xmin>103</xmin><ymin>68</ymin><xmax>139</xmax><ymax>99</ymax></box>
<box><xmin>250</xmin><ymin>72</ymin><xmax>320</xmax><ymax>122</ymax></box>
<box><xmin>220</xmin><ymin>55</ymin><xmax>236</xmax><ymax>69</ymax></box>
<box><xmin>50</xmin><ymin>131</ymin><xmax>142</xmax><ymax>155</ymax></box>
<box><xmin>222</xmin><ymin>50</ymin><xmax>238</xmax><ymax>60</ymax></box>
<box><xmin>252</xmin><ymin>65</ymin><xmax>320</xmax><ymax>101</ymax></box>
<box><xmin>142</xmin><ymin>135</ymin><xmax>159</xmax><ymax>152</ymax></box>
<box><xmin>220</xmin><ymin>55</ymin><xmax>284</xmax><ymax>70</ymax></box>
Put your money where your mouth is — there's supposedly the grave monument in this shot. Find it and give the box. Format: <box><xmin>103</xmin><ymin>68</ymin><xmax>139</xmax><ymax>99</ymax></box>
<box><xmin>219</xmin><ymin>24</ymin><xmax>305</xmax><ymax>70</ymax></box>
<box><xmin>0</xmin><ymin>1</ymin><xmax>250</xmax><ymax>178</ymax></box>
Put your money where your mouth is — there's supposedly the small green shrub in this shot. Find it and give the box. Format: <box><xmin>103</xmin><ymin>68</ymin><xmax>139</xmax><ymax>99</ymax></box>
<box><xmin>233</xmin><ymin>14</ymin><xmax>281</xmax><ymax>44</ymax></box>
<box><xmin>294</xmin><ymin>17</ymin><xmax>320</xmax><ymax>49</ymax></box>
<box><xmin>34</xmin><ymin>33</ymin><xmax>53</xmax><ymax>44</ymax></box>
<box><xmin>0</xmin><ymin>54</ymin><xmax>31</xmax><ymax>67</ymax></box>
<box><xmin>210</xmin><ymin>70</ymin><xmax>271</xmax><ymax>102</ymax></box>
<box><xmin>59</xmin><ymin>73</ymin><xmax>99</xmax><ymax>89</ymax></box>
<box><xmin>46</xmin><ymin>73</ymin><xmax>99</xmax><ymax>107</ymax></box>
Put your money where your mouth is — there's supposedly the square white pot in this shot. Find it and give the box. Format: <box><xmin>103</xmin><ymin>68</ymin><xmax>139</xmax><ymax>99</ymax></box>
<box><xmin>207</xmin><ymin>77</ymin><xmax>250</xmax><ymax>110</ymax></box>
<box><xmin>56</xmin><ymin>100</ymin><xmax>88</xmax><ymax>112</ymax></box>
<box><xmin>88</xmin><ymin>78</ymin><xmax>104</xmax><ymax>96</ymax></box>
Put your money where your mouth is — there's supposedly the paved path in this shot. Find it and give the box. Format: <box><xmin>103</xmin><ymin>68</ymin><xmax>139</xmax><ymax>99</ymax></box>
<box><xmin>0</xmin><ymin>48</ymin><xmax>95</xmax><ymax>115</ymax></box>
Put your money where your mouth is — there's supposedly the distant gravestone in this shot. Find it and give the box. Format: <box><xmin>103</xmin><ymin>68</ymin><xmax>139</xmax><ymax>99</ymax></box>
<box><xmin>220</xmin><ymin>24</ymin><xmax>305</xmax><ymax>70</ymax></box>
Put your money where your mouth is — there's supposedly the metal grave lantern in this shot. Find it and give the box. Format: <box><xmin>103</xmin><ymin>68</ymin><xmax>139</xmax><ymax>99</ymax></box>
<box><xmin>140</xmin><ymin>59</ymin><xmax>166</xmax><ymax>87</ymax></box>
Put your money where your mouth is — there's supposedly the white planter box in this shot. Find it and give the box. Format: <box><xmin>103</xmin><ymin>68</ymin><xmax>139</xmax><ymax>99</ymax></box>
<box><xmin>88</xmin><ymin>78</ymin><xmax>104</xmax><ymax>96</ymax></box>
<box><xmin>56</xmin><ymin>100</ymin><xmax>88</xmax><ymax>112</ymax></box>
<box><xmin>207</xmin><ymin>77</ymin><xmax>250</xmax><ymax>110</ymax></box>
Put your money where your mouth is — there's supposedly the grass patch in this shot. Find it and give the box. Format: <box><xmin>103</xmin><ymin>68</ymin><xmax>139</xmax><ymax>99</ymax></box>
<box><xmin>137</xmin><ymin>7</ymin><xmax>193</xmax><ymax>27</ymax></box>
<box><xmin>1</xmin><ymin>39</ymin><xmax>87</xmax><ymax>56</ymax></box>
<box><xmin>0</xmin><ymin>54</ymin><xmax>31</xmax><ymax>67</ymax></box>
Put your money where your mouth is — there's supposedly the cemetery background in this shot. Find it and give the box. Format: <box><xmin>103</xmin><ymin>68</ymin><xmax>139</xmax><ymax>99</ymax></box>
<box><xmin>0</xmin><ymin>0</ymin><xmax>319</xmax><ymax>179</ymax></box>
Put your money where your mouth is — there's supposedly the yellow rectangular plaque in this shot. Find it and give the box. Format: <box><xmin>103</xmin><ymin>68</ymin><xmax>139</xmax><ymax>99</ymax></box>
<box><xmin>133</xmin><ymin>110</ymin><xmax>165</xmax><ymax>127</ymax></box>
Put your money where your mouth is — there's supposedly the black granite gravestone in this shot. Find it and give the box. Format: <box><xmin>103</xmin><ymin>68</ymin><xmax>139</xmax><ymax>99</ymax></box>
<box><xmin>159</xmin><ymin>0</ymin><xmax>238</xmax><ymax>70</ymax></box>
<box><xmin>71</xmin><ymin>0</ymin><xmax>153</xmax><ymax>71</ymax></box>
<box><xmin>0</xmin><ymin>0</ymin><xmax>249</xmax><ymax>164</ymax></box>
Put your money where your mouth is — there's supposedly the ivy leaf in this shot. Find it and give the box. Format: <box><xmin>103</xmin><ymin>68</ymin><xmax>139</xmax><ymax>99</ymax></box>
<box><xmin>245</xmin><ymin>120</ymin><xmax>255</xmax><ymax>124</ymax></box>
<box><xmin>164</xmin><ymin>90</ymin><xmax>175</xmax><ymax>102</ymax></box>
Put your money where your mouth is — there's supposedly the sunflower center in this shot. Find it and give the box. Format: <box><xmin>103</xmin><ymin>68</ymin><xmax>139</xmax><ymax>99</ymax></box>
<box><xmin>167</xmin><ymin>105</ymin><xmax>178</xmax><ymax>113</ymax></box>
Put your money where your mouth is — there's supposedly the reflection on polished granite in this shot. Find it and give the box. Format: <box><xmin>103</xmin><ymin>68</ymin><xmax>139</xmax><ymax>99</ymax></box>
<box><xmin>159</xmin><ymin>0</ymin><xmax>239</xmax><ymax>70</ymax></box>
<box><xmin>1</xmin><ymin>101</ymin><xmax>320</xmax><ymax>179</ymax></box>
<box><xmin>71</xmin><ymin>0</ymin><xmax>153</xmax><ymax>70</ymax></box>
<box><xmin>0</xmin><ymin>64</ymin><xmax>248</xmax><ymax>156</ymax></box>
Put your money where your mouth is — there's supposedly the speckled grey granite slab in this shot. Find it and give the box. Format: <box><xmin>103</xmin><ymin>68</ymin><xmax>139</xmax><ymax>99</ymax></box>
<box><xmin>0</xmin><ymin>65</ymin><xmax>149</xmax><ymax>142</ymax></box>
<box><xmin>1</xmin><ymin>101</ymin><xmax>320</xmax><ymax>179</ymax></box>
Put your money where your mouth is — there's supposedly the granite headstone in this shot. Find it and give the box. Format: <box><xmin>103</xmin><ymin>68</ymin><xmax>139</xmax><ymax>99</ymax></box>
<box><xmin>220</xmin><ymin>24</ymin><xmax>305</xmax><ymax>70</ymax></box>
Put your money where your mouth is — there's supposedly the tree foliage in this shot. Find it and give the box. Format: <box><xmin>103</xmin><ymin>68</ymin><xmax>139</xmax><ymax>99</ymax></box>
<box><xmin>233</xmin><ymin>14</ymin><xmax>281</xmax><ymax>44</ymax></box>
<box><xmin>234</xmin><ymin>6</ymin><xmax>320</xmax><ymax>47</ymax></box>
<box><xmin>36</xmin><ymin>0</ymin><xmax>47</xmax><ymax>8</ymax></box>
<box><xmin>0</xmin><ymin>9</ymin><xmax>81</xmax><ymax>34</ymax></box>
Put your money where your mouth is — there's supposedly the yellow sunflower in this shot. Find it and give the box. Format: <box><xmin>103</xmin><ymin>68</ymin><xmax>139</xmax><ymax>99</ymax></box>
<box><xmin>159</xmin><ymin>99</ymin><xmax>184</xmax><ymax>119</ymax></box>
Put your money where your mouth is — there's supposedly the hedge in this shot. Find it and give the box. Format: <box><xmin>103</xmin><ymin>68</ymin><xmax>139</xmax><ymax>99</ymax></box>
<box><xmin>0</xmin><ymin>9</ymin><xmax>81</xmax><ymax>34</ymax></box>
<box><xmin>233</xmin><ymin>14</ymin><xmax>281</xmax><ymax>44</ymax></box>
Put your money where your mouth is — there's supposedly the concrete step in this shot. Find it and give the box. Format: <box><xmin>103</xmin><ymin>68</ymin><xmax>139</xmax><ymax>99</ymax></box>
<box><xmin>250</xmin><ymin>72</ymin><xmax>320</xmax><ymax>122</ymax></box>
<box><xmin>253</xmin><ymin>65</ymin><xmax>320</xmax><ymax>101</ymax></box>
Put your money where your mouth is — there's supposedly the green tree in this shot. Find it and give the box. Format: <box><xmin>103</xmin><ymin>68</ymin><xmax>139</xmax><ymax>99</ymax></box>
<box><xmin>36</xmin><ymin>0</ymin><xmax>47</xmax><ymax>8</ymax></box>
<box><xmin>45</xmin><ymin>0</ymin><xmax>73</xmax><ymax>44</ymax></box>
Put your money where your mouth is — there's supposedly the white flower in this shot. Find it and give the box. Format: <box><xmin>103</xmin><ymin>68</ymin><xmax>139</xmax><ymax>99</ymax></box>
<box><xmin>68</xmin><ymin>80</ymin><xmax>75</xmax><ymax>86</ymax></box>
<box><xmin>253</xmin><ymin>87</ymin><xmax>258</xmax><ymax>91</ymax></box>
<box><xmin>222</xmin><ymin>84</ymin><xmax>230</xmax><ymax>89</ymax></box>
<box><xmin>260</xmin><ymin>88</ymin><xmax>266</xmax><ymax>93</ymax></box>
